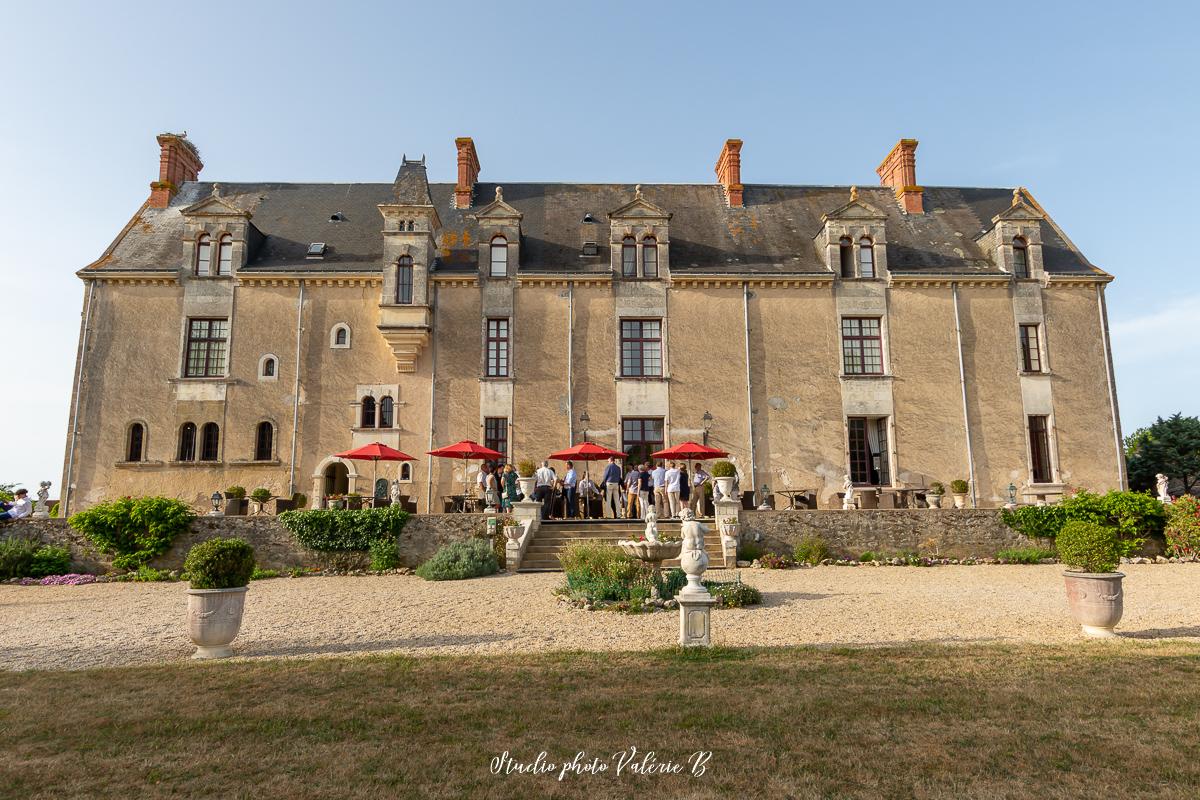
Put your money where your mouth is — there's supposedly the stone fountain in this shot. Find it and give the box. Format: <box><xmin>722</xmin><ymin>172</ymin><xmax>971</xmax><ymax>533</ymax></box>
<box><xmin>617</xmin><ymin>509</ymin><xmax>682</xmax><ymax>575</ymax></box>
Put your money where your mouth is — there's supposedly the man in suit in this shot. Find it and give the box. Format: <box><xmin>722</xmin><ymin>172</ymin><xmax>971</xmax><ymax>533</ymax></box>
<box><xmin>601</xmin><ymin>457</ymin><xmax>623</xmax><ymax>518</ymax></box>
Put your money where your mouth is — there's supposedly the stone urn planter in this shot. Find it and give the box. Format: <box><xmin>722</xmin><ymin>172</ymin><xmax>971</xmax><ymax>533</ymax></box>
<box><xmin>187</xmin><ymin>587</ymin><xmax>249</xmax><ymax>659</ymax></box>
<box><xmin>713</xmin><ymin>477</ymin><xmax>735</xmax><ymax>501</ymax></box>
<box><xmin>503</xmin><ymin>522</ymin><xmax>524</xmax><ymax>542</ymax></box>
<box><xmin>1062</xmin><ymin>571</ymin><xmax>1124</xmax><ymax>638</ymax></box>
<box><xmin>719</xmin><ymin>518</ymin><xmax>740</xmax><ymax>540</ymax></box>
<box><xmin>926</xmin><ymin>493</ymin><xmax>943</xmax><ymax>509</ymax></box>
<box><xmin>517</xmin><ymin>476</ymin><xmax>536</xmax><ymax>500</ymax></box>
<box><xmin>951</xmin><ymin>494</ymin><xmax>966</xmax><ymax>509</ymax></box>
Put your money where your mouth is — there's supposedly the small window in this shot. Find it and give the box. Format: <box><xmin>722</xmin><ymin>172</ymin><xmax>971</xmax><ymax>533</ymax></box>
<box><xmin>127</xmin><ymin>423</ymin><xmax>145</xmax><ymax>462</ymax></box>
<box><xmin>379</xmin><ymin>396</ymin><xmax>394</xmax><ymax>428</ymax></box>
<box><xmin>254</xmin><ymin>422</ymin><xmax>273</xmax><ymax>461</ymax></box>
<box><xmin>1029</xmin><ymin>415</ymin><xmax>1052</xmax><ymax>483</ymax></box>
<box><xmin>331</xmin><ymin>324</ymin><xmax>350</xmax><ymax>349</ymax></box>
<box><xmin>582</xmin><ymin>242</ymin><xmax>599</xmax><ymax>257</ymax></box>
<box><xmin>397</xmin><ymin>256</ymin><xmax>413</xmax><ymax>304</ymax></box>
<box><xmin>400</xmin><ymin>462</ymin><xmax>412</xmax><ymax>481</ymax></box>
<box><xmin>490</xmin><ymin>236</ymin><xmax>508</xmax><ymax>277</ymax></box>
<box><xmin>217</xmin><ymin>234</ymin><xmax>233</xmax><ymax>275</ymax></box>
<box><xmin>199</xmin><ymin>423</ymin><xmax>220</xmax><ymax>462</ymax></box>
<box><xmin>195</xmin><ymin>234</ymin><xmax>211</xmax><ymax>276</ymax></box>
<box><xmin>178</xmin><ymin>422</ymin><xmax>196</xmax><ymax>461</ymax></box>
<box><xmin>622</xmin><ymin>237</ymin><xmax>637</xmax><ymax>277</ymax></box>
<box><xmin>839</xmin><ymin>237</ymin><xmax>854</xmax><ymax>278</ymax></box>
<box><xmin>1019</xmin><ymin>324</ymin><xmax>1042</xmax><ymax>373</ymax></box>
<box><xmin>260</xmin><ymin>356</ymin><xmax>276</xmax><ymax>379</ymax></box>
<box><xmin>642</xmin><ymin>237</ymin><xmax>658</xmax><ymax>278</ymax></box>
<box><xmin>361</xmin><ymin>396</ymin><xmax>376</xmax><ymax>428</ymax></box>
<box><xmin>1013</xmin><ymin>237</ymin><xmax>1029</xmax><ymax>278</ymax></box>
<box><xmin>858</xmin><ymin>237</ymin><xmax>875</xmax><ymax>279</ymax></box>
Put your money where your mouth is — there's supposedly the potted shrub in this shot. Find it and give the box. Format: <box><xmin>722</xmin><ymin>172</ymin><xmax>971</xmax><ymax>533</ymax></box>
<box><xmin>327</xmin><ymin>494</ymin><xmax>345</xmax><ymax>509</ymax></box>
<box><xmin>711</xmin><ymin>461</ymin><xmax>737</xmax><ymax>502</ymax></box>
<box><xmin>249</xmin><ymin>488</ymin><xmax>272</xmax><ymax>515</ymax></box>
<box><xmin>501</xmin><ymin>517</ymin><xmax>524</xmax><ymax>542</ymax></box>
<box><xmin>1057</xmin><ymin>520</ymin><xmax>1124</xmax><ymax>638</ymax></box>
<box><xmin>516</xmin><ymin>459</ymin><xmax>537</xmax><ymax>500</ymax></box>
<box><xmin>223</xmin><ymin>485</ymin><xmax>247</xmax><ymax>516</ymax></box>
<box><xmin>183</xmin><ymin>537</ymin><xmax>256</xmax><ymax>658</ymax></box>
<box><xmin>345</xmin><ymin>492</ymin><xmax>364</xmax><ymax>510</ymax></box>
<box><xmin>949</xmin><ymin>479</ymin><xmax>969</xmax><ymax>509</ymax></box>
<box><xmin>719</xmin><ymin>515</ymin><xmax>740</xmax><ymax>539</ymax></box>
<box><xmin>926</xmin><ymin>481</ymin><xmax>945</xmax><ymax>509</ymax></box>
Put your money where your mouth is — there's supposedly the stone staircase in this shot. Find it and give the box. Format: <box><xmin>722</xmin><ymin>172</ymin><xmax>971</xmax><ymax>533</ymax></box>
<box><xmin>517</xmin><ymin>519</ymin><xmax>728</xmax><ymax>573</ymax></box>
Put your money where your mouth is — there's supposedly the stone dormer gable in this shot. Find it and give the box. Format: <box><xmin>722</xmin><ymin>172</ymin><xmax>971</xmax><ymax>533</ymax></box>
<box><xmin>609</xmin><ymin>186</ymin><xmax>671</xmax><ymax>279</ymax></box>
<box><xmin>819</xmin><ymin>192</ymin><xmax>887</xmax><ymax>225</ymax></box>
<box><xmin>472</xmin><ymin>186</ymin><xmax>523</xmax><ymax>223</ymax></box>
<box><xmin>816</xmin><ymin>187</ymin><xmax>888</xmax><ymax>277</ymax></box>
<box><xmin>180</xmin><ymin>185</ymin><xmax>252</xmax><ymax>219</ymax></box>
<box><xmin>178</xmin><ymin>185</ymin><xmax>258</xmax><ymax>275</ymax></box>
<box><xmin>991</xmin><ymin>189</ymin><xmax>1044</xmax><ymax>224</ymax></box>
<box><xmin>977</xmin><ymin>188</ymin><xmax>1047</xmax><ymax>278</ymax></box>
<box><xmin>608</xmin><ymin>186</ymin><xmax>672</xmax><ymax>222</ymax></box>
<box><xmin>473</xmin><ymin>187</ymin><xmax>522</xmax><ymax>278</ymax></box>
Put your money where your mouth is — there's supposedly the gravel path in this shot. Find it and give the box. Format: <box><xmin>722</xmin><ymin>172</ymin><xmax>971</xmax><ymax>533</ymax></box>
<box><xmin>2</xmin><ymin>564</ymin><xmax>1198</xmax><ymax>671</ymax></box>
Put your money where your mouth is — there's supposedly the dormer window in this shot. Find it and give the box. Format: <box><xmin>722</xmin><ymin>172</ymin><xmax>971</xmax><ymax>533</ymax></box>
<box><xmin>361</xmin><ymin>396</ymin><xmax>376</xmax><ymax>428</ymax></box>
<box><xmin>397</xmin><ymin>256</ymin><xmax>413</xmax><ymax>304</ymax></box>
<box><xmin>858</xmin><ymin>237</ymin><xmax>875</xmax><ymax>279</ymax></box>
<box><xmin>195</xmin><ymin>234</ymin><xmax>211</xmax><ymax>276</ymax></box>
<box><xmin>1013</xmin><ymin>237</ymin><xmax>1029</xmax><ymax>278</ymax></box>
<box><xmin>642</xmin><ymin>237</ymin><xmax>658</xmax><ymax>278</ymax></box>
<box><xmin>217</xmin><ymin>234</ymin><xmax>233</xmax><ymax>276</ymax></box>
<box><xmin>490</xmin><ymin>236</ymin><xmax>508</xmax><ymax>277</ymax></box>
<box><xmin>839</xmin><ymin>237</ymin><xmax>854</xmax><ymax>278</ymax></box>
<box><xmin>622</xmin><ymin>237</ymin><xmax>637</xmax><ymax>277</ymax></box>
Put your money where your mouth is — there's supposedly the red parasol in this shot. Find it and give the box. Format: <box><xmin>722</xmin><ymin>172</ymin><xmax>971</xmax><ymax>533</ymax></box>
<box><xmin>650</xmin><ymin>441</ymin><xmax>729</xmax><ymax>460</ymax></box>
<box><xmin>333</xmin><ymin>442</ymin><xmax>417</xmax><ymax>501</ymax></box>
<box><xmin>427</xmin><ymin>440</ymin><xmax>505</xmax><ymax>506</ymax></box>
<box><xmin>547</xmin><ymin>442</ymin><xmax>627</xmax><ymax>462</ymax></box>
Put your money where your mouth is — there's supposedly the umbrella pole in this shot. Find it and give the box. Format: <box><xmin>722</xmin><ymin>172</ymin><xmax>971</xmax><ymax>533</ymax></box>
<box><xmin>372</xmin><ymin>459</ymin><xmax>378</xmax><ymax>507</ymax></box>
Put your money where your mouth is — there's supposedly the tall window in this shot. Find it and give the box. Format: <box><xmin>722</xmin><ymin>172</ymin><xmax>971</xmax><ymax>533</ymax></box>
<box><xmin>622</xmin><ymin>237</ymin><xmax>637</xmax><ymax>277</ymax></box>
<box><xmin>1019</xmin><ymin>324</ymin><xmax>1042</xmax><ymax>372</ymax></box>
<box><xmin>199</xmin><ymin>423</ymin><xmax>220</xmax><ymax>461</ymax></box>
<box><xmin>1012</xmin><ymin>237</ymin><xmax>1029</xmax><ymax>278</ymax></box>
<box><xmin>379</xmin><ymin>396</ymin><xmax>394</xmax><ymax>428</ymax></box>
<box><xmin>127</xmin><ymin>423</ymin><xmax>144</xmax><ymax>462</ymax></box>
<box><xmin>490</xmin><ymin>236</ymin><xmax>508</xmax><ymax>277</ymax></box>
<box><xmin>839</xmin><ymin>237</ymin><xmax>854</xmax><ymax>278</ymax></box>
<box><xmin>1029</xmin><ymin>415</ymin><xmax>1053</xmax><ymax>483</ymax></box>
<box><xmin>484</xmin><ymin>417</ymin><xmax>508</xmax><ymax>460</ymax></box>
<box><xmin>486</xmin><ymin>318</ymin><xmax>510</xmax><ymax>377</ymax></box>
<box><xmin>620</xmin><ymin>319</ymin><xmax>663</xmax><ymax>377</ymax></box>
<box><xmin>641</xmin><ymin>237</ymin><xmax>658</xmax><ymax>278</ymax></box>
<box><xmin>841</xmin><ymin>317</ymin><xmax>883</xmax><ymax>375</ymax></box>
<box><xmin>361</xmin><ymin>396</ymin><xmax>376</xmax><ymax>428</ymax></box>
<box><xmin>848</xmin><ymin>417</ymin><xmax>890</xmax><ymax>486</ymax></box>
<box><xmin>195</xmin><ymin>234</ymin><xmax>211</xmax><ymax>276</ymax></box>
<box><xmin>858</xmin><ymin>237</ymin><xmax>875</xmax><ymax>279</ymax></box>
<box><xmin>178</xmin><ymin>422</ymin><xmax>196</xmax><ymax>461</ymax></box>
<box><xmin>217</xmin><ymin>234</ymin><xmax>233</xmax><ymax>275</ymax></box>
<box><xmin>254</xmin><ymin>422</ymin><xmax>273</xmax><ymax>461</ymax></box>
<box><xmin>396</xmin><ymin>256</ymin><xmax>413</xmax><ymax>304</ymax></box>
<box><xmin>622</xmin><ymin>418</ymin><xmax>664</xmax><ymax>467</ymax></box>
<box><xmin>184</xmin><ymin>318</ymin><xmax>229</xmax><ymax>377</ymax></box>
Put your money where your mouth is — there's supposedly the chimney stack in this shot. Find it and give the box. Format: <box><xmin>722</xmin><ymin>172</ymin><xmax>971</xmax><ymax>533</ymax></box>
<box><xmin>454</xmin><ymin>137</ymin><xmax>481</xmax><ymax>209</ymax></box>
<box><xmin>715</xmin><ymin>139</ymin><xmax>744</xmax><ymax>208</ymax></box>
<box><xmin>149</xmin><ymin>132</ymin><xmax>203</xmax><ymax>208</ymax></box>
<box><xmin>876</xmin><ymin>138</ymin><xmax>923</xmax><ymax>214</ymax></box>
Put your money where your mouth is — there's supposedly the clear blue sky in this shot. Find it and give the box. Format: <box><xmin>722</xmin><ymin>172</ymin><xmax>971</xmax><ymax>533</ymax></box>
<box><xmin>0</xmin><ymin>0</ymin><xmax>1195</xmax><ymax>495</ymax></box>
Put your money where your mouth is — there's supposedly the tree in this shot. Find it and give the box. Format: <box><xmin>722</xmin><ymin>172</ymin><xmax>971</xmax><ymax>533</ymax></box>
<box><xmin>0</xmin><ymin>483</ymin><xmax>18</xmax><ymax>502</ymax></box>
<box><xmin>1125</xmin><ymin>413</ymin><xmax>1200</xmax><ymax>495</ymax></box>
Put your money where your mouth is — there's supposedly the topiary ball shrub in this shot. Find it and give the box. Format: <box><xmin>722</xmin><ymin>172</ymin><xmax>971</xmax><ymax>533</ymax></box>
<box><xmin>517</xmin><ymin>459</ymin><xmax>537</xmax><ymax>478</ymax></box>
<box><xmin>415</xmin><ymin>539</ymin><xmax>499</xmax><ymax>581</ymax></box>
<box><xmin>793</xmin><ymin>536</ymin><xmax>830</xmax><ymax>565</ymax></box>
<box><xmin>1056</xmin><ymin>521</ymin><xmax>1120</xmax><ymax>574</ymax></box>
<box><xmin>250</xmin><ymin>488</ymin><xmax>272</xmax><ymax>503</ymax></box>
<box><xmin>184</xmin><ymin>537</ymin><xmax>257</xmax><ymax>589</ymax></box>
<box><xmin>711</xmin><ymin>460</ymin><xmax>737</xmax><ymax>478</ymax></box>
<box><xmin>949</xmin><ymin>479</ymin><xmax>969</xmax><ymax>494</ymax></box>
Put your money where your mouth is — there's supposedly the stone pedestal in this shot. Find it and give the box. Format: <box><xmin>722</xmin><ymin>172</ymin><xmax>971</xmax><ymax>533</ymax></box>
<box><xmin>511</xmin><ymin>500</ymin><xmax>542</xmax><ymax>534</ymax></box>
<box><xmin>678</xmin><ymin>590</ymin><xmax>718</xmax><ymax>647</ymax></box>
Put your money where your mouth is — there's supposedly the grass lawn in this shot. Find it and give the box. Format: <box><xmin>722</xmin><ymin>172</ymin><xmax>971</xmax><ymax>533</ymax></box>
<box><xmin>2</xmin><ymin>643</ymin><xmax>1199</xmax><ymax>799</ymax></box>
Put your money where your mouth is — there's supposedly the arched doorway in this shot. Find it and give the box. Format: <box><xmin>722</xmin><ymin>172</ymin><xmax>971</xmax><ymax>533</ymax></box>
<box><xmin>323</xmin><ymin>462</ymin><xmax>349</xmax><ymax>499</ymax></box>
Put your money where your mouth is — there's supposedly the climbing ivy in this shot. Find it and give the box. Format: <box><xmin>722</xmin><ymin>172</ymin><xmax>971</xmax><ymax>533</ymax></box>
<box><xmin>278</xmin><ymin>505</ymin><xmax>409</xmax><ymax>552</ymax></box>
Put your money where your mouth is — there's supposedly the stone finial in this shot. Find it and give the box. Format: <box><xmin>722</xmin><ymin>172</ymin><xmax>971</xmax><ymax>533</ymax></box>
<box><xmin>850</xmin><ymin>185</ymin><xmax>859</xmax><ymax>202</ymax></box>
<box><xmin>1012</xmin><ymin>187</ymin><xmax>1022</xmax><ymax>206</ymax></box>
<box><xmin>212</xmin><ymin>183</ymin><xmax>222</xmax><ymax>198</ymax></box>
<box><xmin>635</xmin><ymin>184</ymin><xmax>643</xmax><ymax>200</ymax></box>
<box><xmin>495</xmin><ymin>186</ymin><xmax>503</xmax><ymax>202</ymax></box>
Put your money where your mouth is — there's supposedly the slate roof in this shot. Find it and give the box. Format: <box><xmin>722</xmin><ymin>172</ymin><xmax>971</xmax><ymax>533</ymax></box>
<box><xmin>86</xmin><ymin>177</ymin><xmax>1102</xmax><ymax>277</ymax></box>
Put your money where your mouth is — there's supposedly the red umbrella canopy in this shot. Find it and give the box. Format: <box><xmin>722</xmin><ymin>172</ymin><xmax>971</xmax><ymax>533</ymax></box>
<box><xmin>547</xmin><ymin>442</ymin><xmax>627</xmax><ymax>461</ymax></box>
<box><xmin>650</xmin><ymin>441</ymin><xmax>729</xmax><ymax>460</ymax></box>
<box><xmin>334</xmin><ymin>442</ymin><xmax>417</xmax><ymax>461</ymax></box>
<box><xmin>427</xmin><ymin>440</ymin><xmax>504</xmax><ymax>460</ymax></box>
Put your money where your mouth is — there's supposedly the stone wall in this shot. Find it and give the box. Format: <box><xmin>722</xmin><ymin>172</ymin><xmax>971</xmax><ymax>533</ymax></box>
<box><xmin>3</xmin><ymin>513</ymin><xmax>491</xmax><ymax>573</ymax></box>
<box><xmin>738</xmin><ymin>509</ymin><xmax>1032</xmax><ymax>559</ymax></box>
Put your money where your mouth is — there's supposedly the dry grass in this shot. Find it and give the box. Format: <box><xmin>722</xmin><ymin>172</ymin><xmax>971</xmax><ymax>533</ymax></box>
<box><xmin>2</xmin><ymin>643</ymin><xmax>1199</xmax><ymax>799</ymax></box>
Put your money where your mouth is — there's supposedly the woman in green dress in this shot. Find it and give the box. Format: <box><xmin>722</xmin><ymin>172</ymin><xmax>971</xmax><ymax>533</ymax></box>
<box><xmin>502</xmin><ymin>464</ymin><xmax>519</xmax><ymax>511</ymax></box>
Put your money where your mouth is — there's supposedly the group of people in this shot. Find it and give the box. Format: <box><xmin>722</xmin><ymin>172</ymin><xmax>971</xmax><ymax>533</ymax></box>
<box><xmin>470</xmin><ymin>458</ymin><xmax>714</xmax><ymax>521</ymax></box>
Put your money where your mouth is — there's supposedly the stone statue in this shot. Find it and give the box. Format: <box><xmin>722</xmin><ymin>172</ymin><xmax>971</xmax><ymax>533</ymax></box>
<box><xmin>1156</xmin><ymin>473</ymin><xmax>1172</xmax><ymax>504</ymax></box>
<box><xmin>678</xmin><ymin>510</ymin><xmax>711</xmax><ymax>595</ymax></box>
<box><xmin>389</xmin><ymin>479</ymin><xmax>402</xmax><ymax>507</ymax></box>
<box><xmin>643</xmin><ymin>507</ymin><xmax>659</xmax><ymax>543</ymax></box>
<box><xmin>842</xmin><ymin>474</ymin><xmax>856</xmax><ymax>510</ymax></box>
<box><xmin>32</xmin><ymin>481</ymin><xmax>51</xmax><ymax>518</ymax></box>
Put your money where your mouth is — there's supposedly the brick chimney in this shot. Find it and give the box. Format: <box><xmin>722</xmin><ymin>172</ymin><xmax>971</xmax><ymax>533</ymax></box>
<box><xmin>715</xmin><ymin>139</ymin><xmax>744</xmax><ymax>208</ymax></box>
<box><xmin>876</xmin><ymin>138</ymin><xmax>923</xmax><ymax>214</ymax></box>
<box><xmin>454</xmin><ymin>137</ymin><xmax>481</xmax><ymax>209</ymax></box>
<box><xmin>148</xmin><ymin>132</ymin><xmax>203</xmax><ymax>208</ymax></box>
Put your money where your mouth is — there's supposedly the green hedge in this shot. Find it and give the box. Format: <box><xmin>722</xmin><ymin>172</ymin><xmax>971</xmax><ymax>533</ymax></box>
<box><xmin>1001</xmin><ymin>490</ymin><xmax>1163</xmax><ymax>555</ymax></box>
<box><xmin>278</xmin><ymin>505</ymin><xmax>409</xmax><ymax>552</ymax></box>
<box><xmin>68</xmin><ymin>496</ymin><xmax>195</xmax><ymax>570</ymax></box>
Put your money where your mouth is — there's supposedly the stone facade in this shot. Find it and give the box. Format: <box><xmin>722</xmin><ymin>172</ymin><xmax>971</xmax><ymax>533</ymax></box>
<box><xmin>60</xmin><ymin>134</ymin><xmax>1125</xmax><ymax>517</ymax></box>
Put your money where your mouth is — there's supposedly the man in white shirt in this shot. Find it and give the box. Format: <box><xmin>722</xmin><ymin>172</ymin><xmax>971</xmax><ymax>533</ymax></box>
<box><xmin>664</xmin><ymin>462</ymin><xmax>681</xmax><ymax>518</ymax></box>
<box><xmin>563</xmin><ymin>461</ymin><xmax>578</xmax><ymax>519</ymax></box>
<box><xmin>652</xmin><ymin>461</ymin><xmax>667</xmax><ymax>518</ymax></box>
<box><xmin>0</xmin><ymin>488</ymin><xmax>32</xmax><ymax>521</ymax></box>
<box><xmin>690</xmin><ymin>463</ymin><xmax>710</xmax><ymax>516</ymax></box>
<box><xmin>534</xmin><ymin>461</ymin><xmax>557</xmax><ymax>520</ymax></box>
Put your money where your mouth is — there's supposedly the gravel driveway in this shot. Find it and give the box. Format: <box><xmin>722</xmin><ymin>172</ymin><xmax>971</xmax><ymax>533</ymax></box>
<box><xmin>2</xmin><ymin>564</ymin><xmax>1198</xmax><ymax>671</ymax></box>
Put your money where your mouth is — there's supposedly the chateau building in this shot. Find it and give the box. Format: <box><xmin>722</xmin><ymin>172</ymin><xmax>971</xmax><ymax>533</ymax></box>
<box><xmin>61</xmin><ymin>134</ymin><xmax>1125</xmax><ymax>513</ymax></box>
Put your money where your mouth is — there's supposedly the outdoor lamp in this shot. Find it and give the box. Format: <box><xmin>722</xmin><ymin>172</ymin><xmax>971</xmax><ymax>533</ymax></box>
<box><xmin>758</xmin><ymin>484</ymin><xmax>772</xmax><ymax>510</ymax></box>
<box><xmin>579</xmin><ymin>411</ymin><xmax>590</xmax><ymax>442</ymax></box>
<box><xmin>1008</xmin><ymin>483</ymin><xmax>1018</xmax><ymax>506</ymax></box>
<box><xmin>209</xmin><ymin>491</ymin><xmax>223</xmax><ymax>516</ymax></box>
<box><xmin>702</xmin><ymin>410</ymin><xmax>713</xmax><ymax>444</ymax></box>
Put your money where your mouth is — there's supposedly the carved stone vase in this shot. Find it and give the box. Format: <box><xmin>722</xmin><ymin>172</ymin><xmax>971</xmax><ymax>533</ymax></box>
<box><xmin>1062</xmin><ymin>571</ymin><xmax>1124</xmax><ymax>638</ymax></box>
<box><xmin>186</xmin><ymin>586</ymin><xmax>248</xmax><ymax>658</ymax></box>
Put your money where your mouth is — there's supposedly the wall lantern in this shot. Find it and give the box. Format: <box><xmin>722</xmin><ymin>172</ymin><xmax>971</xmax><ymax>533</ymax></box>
<box><xmin>1007</xmin><ymin>483</ymin><xmax>1018</xmax><ymax>507</ymax></box>
<box><xmin>209</xmin><ymin>491</ymin><xmax>224</xmax><ymax>516</ymax></box>
<box><xmin>580</xmin><ymin>411</ymin><xmax>591</xmax><ymax>443</ymax></box>
<box><xmin>701</xmin><ymin>410</ymin><xmax>714</xmax><ymax>445</ymax></box>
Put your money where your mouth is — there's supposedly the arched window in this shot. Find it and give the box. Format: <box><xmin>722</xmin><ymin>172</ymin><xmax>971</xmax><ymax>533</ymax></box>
<box><xmin>178</xmin><ymin>422</ymin><xmax>196</xmax><ymax>461</ymax></box>
<box><xmin>400</xmin><ymin>462</ymin><xmax>412</xmax><ymax>481</ymax></box>
<box><xmin>260</xmin><ymin>356</ymin><xmax>276</xmax><ymax>379</ymax></box>
<box><xmin>217</xmin><ymin>234</ymin><xmax>233</xmax><ymax>276</ymax></box>
<box><xmin>858</xmin><ymin>237</ymin><xmax>875</xmax><ymax>279</ymax></box>
<box><xmin>622</xmin><ymin>237</ymin><xmax>637</xmax><ymax>277</ymax></box>
<box><xmin>361</xmin><ymin>396</ymin><xmax>376</xmax><ymax>428</ymax></box>
<box><xmin>396</xmin><ymin>256</ymin><xmax>413</xmax><ymax>304</ymax></box>
<box><xmin>642</xmin><ymin>237</ymin><xmax>658</xmax><ymax>278</ymax></box>
<box><xmin>127</xmin><ymin>423</ymin><xmax>145</xmax><ymax>462</ymax></box>
<box><xmin>254</xmin><ymin>422</ymin><xmax>273</xmax><ymax>461</ymax></box>
<box><xmin>1012</xmin><ymin>237</ymin><xmax>1029</xmax><ymax>278</ymax></box>
<box><xmin>839</xmin><ymin>237</ymin><xmax>854</xmax><ymax>278</ymax></box>
<box><xmin>195</xmin><ymin>234</ymin><xmax>211</xmax><ymax>276</ymax></box>
<box><xmin>199</xmin><ymin>423</ymin><xmax>220</xmax><ymax>461</ymax></box>
<box><xmin>331</xmin><ymin>324</ymin><xmax>350</xmax><ymax>348</ymax></box>
<box><xmin>490</xmin><ymin>236</ymin><xmax>508</xmax><ymax>277</ymax></box>
<box><xmin>379</xmin><ymin>396</ymin><xmax>394</xmax><ymax>428</ymax></box>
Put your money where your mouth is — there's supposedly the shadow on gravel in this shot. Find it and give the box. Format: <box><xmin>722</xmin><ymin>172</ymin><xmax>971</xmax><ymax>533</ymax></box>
<box><xmin>243</xmin><ymin>632</ymin><xmax>515</xmax><ymax>658</ymax></box>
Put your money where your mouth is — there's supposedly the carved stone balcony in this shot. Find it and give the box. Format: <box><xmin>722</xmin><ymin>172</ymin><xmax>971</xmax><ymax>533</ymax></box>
<box><xmin>377</xmin><ymin>305</ymin><xmax>432</xmax><ymax>373</ymax></box>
